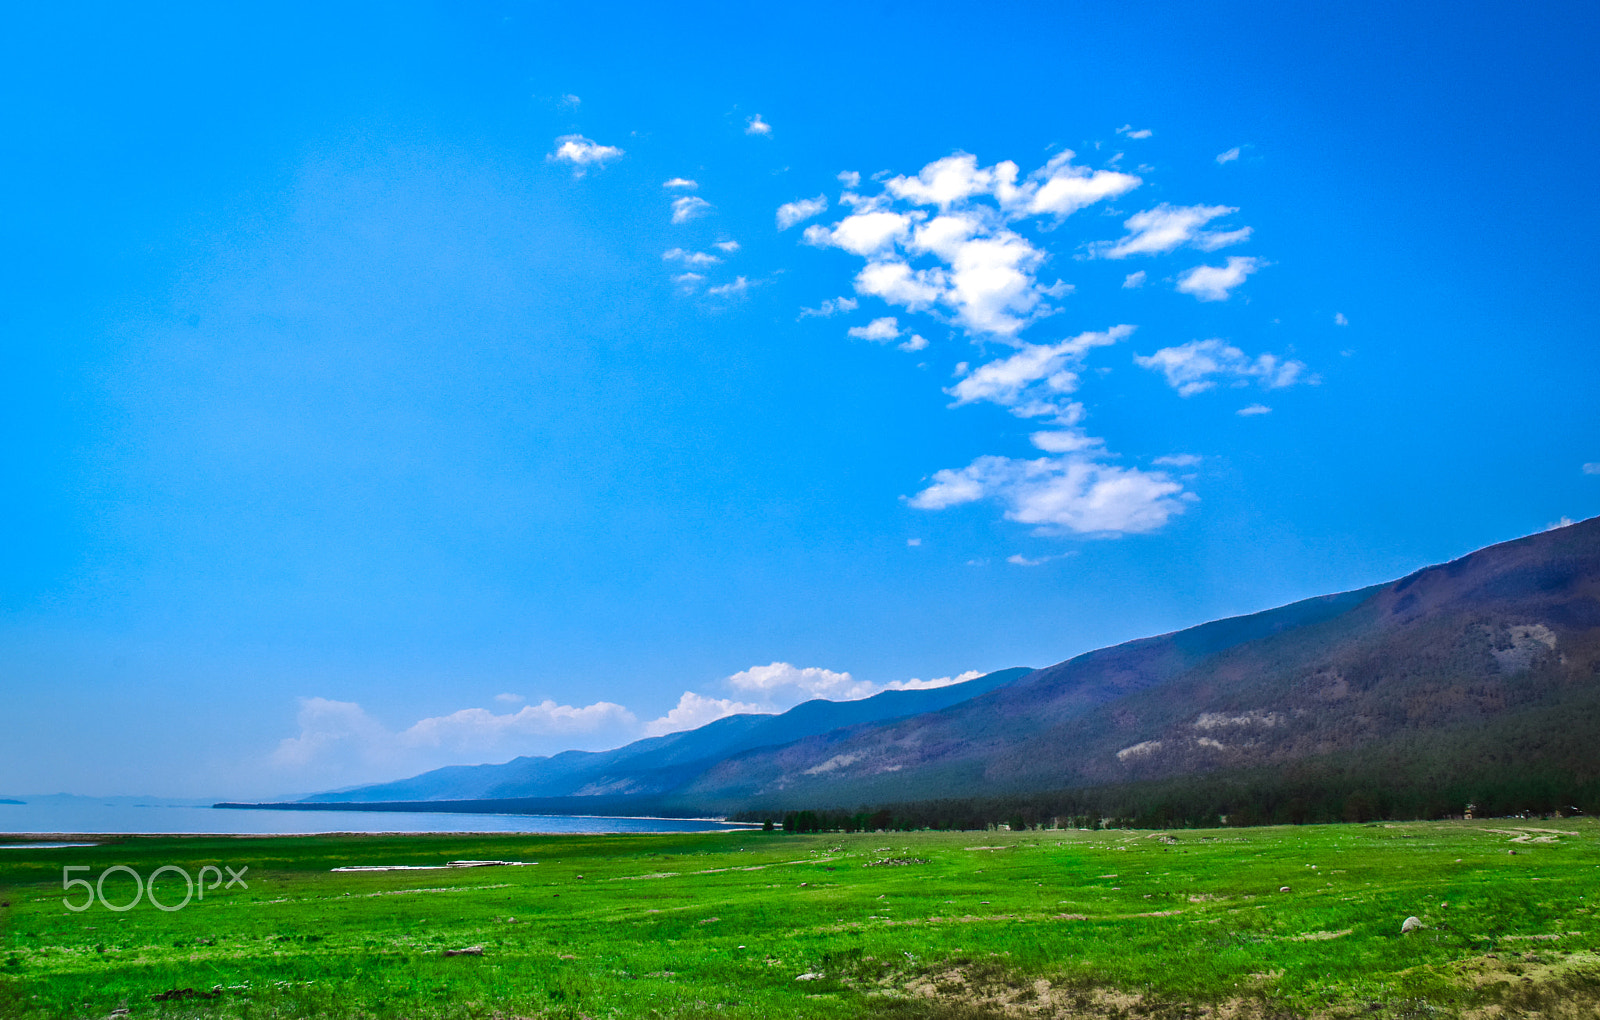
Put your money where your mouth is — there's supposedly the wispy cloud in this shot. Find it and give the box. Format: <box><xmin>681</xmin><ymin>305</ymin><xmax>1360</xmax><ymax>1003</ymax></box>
<box><xmin>947</xmin><ymin>325</ymin><xmax>1133</xmax><ymax>421</ymax></box>
<box><xmin>1215</xmin><ymin>147</ymin><xmax>1241</xmax><ymax>165</ymax></box>
<box><xmin>671</xmin><ymin>196</ymin><xmax>714</xmax><ymax>224</ymax></box>
<box><xmin>707</xmin><ymin>276</ymin><xmax>752</xmax><ymax>298</ymax></box>
<box><xmin>776</xmin><ymin>195</ymin><xmax>829</xmax><ymax>230</ymax></box>
<box><xmin>663</xmin><ymin>177</ymin><xmax>698</xmax><ymax>190</ymax></box>
<box><xmin>1236</xmin><ymin>403</ymin><xmax>1272</xmax><ymax>416</ymax></box>
<box><xmin>547</xmin><ymin>135</ymin><xmax>624</xmax><ymax>175</ymax></box>
<box><xmin>1006</xmin><ymin>552</ymin><xmax>1075</xmax><ymax>566</ymax></box>
<box><xmin>1122</xmin><ymin>271</ymin><xmax>1146</xmax><ymax>289</ymax></box>
<box><xmin>1097</xmin><ymin>203</ymin><xmax>1250</xmax><ymax>258</ymax></box>
<box><xmin>798</xmin><ymin>296</ymin><xmax>858</xmax><ymax>319</ymax></box>
<box><xmin>713</xmin><ymin>240</ymin><xmax>740</xmax><ymax>253</ymax></box>
<box><xmin>663</xmin><ymin>247</ymin><xmax>722</xmax><ymax>266</ymax></box>
<box><xmin>1176</xmin><ymin>256</ymin><xmax>1262</xmax><ymax>301</ymax></box>
<box><xmin>1117</xmin><ymin>124</ymin><xmax>1154</xmax><ymax>139</ymax></box>
<box><xmin>1334</xmin><ymin>312</ymin><xmax>1349</xmax><ymax>326</ymax></box>
<box><xmin>910</xmin><ymin>455</ymin><xmax>1188</xmax><ymax>536</ymax></box>
<box><xmin>1583</xmin><ymin>463</ymin><xmax>1600</xmax><ymax>475</ymax></box>
<box><xmin>1135</xmin><ymin>339</ymin><xmax>1308</xmax><ymax>395</ymax></box>
<box><xmin>745</xmin><ymin>114</ymin><xmax>772</xmax><ymax>136</ymax></box>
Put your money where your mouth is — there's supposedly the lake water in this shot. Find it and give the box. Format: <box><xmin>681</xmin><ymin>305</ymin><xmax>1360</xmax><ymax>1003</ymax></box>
<box><xmin>0</xmin><ymin>799</ymin><xmax>757</xmax><ymax>836</ymax></box>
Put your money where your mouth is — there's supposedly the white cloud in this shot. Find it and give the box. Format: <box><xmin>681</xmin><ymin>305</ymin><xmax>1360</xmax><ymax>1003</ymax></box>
<box><xmin>745</xmin><ymin>114</ymin><xmax>772</xmax><ymax>136</ymax></box>
<box><xmin>642</xmin><ymin>691</ymin><xmax>765</xmax><ymax>737</ymax></box>
<box><xmin>1025</xmin><ymin>152</ymin><xmax>1142</xmax><ymax>217</ymax></box>
<box><xmin>663</xmin><ymin>177</ymin><xmax>698</xmax><ymax>190</ymax></box>
<box><xmin>713</xmin><ymin>240</ymin><xmax>740</xmax><ymax>253</ymax></box>
<box><xmin>777</xmin><ymin>195</ymin><xmax>829</xmax><ymax>230</ymax></box>
<box><xmin>663</xmin><ymin>247</ymin><xmax>722</xmax><ymax>266</ymax></box>
<box><xmin>1099</xmin><ymin>203</ymin><xmax>1250</xmax><ymax>258</ymax></box>
<box><xmin>1582</xmin><ymin>463</ymin><xmax>1600</xmax><ymax>475</ymax></box>
<box><xmin>853</xmin><ymin>259</ymin><xmax>944</xmax><ymax>311</ymax></box>
<box><xmin>899</xmin><ymin>333</ymin><xmax>929</xmax><ymax>352</ymax></box>
<box><xmin>672</xmin><ymin>272</ymin><xmax>704</xmax><ymax>292</ymax></box>
<box><xmin>1030</xmin><ymin>430</ymin><xmax>1103</xmax><ymax>454</ymax></box>
<box><xmin>1334</xmin><ymin>312</ymin><xmax>1349</xmax><ymax>326</ymax></box>
<box><xmin>1216</xmin><ymin>147</ymin><xmax>1241</xmax><ymax>165</ymax></box>
<box><xmin>1122</xmin><ymin>271</ymin><xmax>1146</xmax><ymax>289</ymax></box>
<box><xmin>560</xmin><ymin>94</ymin><xmax>581</xmax><ymax>108</ymax></box>
<box><xmin>907</xmin><ymin>537</ymin><xmax>922</xmax><ymax>546</ymax></box>
<box><xmin>910</xmin><ymin>455</ymin><xmax>1187</xmax><ymax>536</ymax></box>
<box><xmin>848</xmin><ymin>316</ymin><xmax>901</xmax><ymax>342</ymax></box>
<box><xmin>720</xmin><ymin>661</ymin><xmax>981</xmax><ymax>707</ymax></box>
<box><xmin>1176</xmin><ymin>257</ymin><xmax>1262</xmax><ymax>301</ymax></box>
<box><xmin>880</xmin><ymin>670</ymin><xmax>983</xmax><ymax>692</ymax></box>
<box><xmin>548</xmin><ymin>135</ymin><xmax>624</xmax><ymax>174</ymax></box>
<box><xmin>837</xmin><ymin>170</ymin><xmax>861</xmax><ymax>188</ymax></box>
<box><xmin>494</xmin><ymin>692</ymin><xmax>524</xmax><ymax>704</ymax></box>
<box><xmin>806</xmin><ymin>210</ymin><xmax>916</xmax><ymax>256</ymax></box>
<box><xmin>727</xmin><ymin>662</ymin><xmax>873</xmax><ymax>703</ymax></box>
<box><xmin>707</xmin><ymin>276</ymin><xmax>751</xmax><ymax>298</ymax></box>
<box><xmin>1117</xmin><ymin>124</ymin><xmax>1154</xmax><ymax>139</ymax></box>
<box><xmin>1152</xmin><ymin>453</ymin><xmax>1202</xmax><ymax>467</ymax></box>
<box><xmin>671</xmin><ymin>196</ymin><xmax>714</xmax><ymax>224</ymax></box>
<box><xmin>1547</xmin><ymin>516</ymin><xmax>1576</xmax><ymax>531</ymax></box>
<box><xmin>1134</xmin><ymin>338</ymin><xmax>1307</xmax><ymax>396</ymax></box>
<box><xmin>798</xmin><ymin>296</ymin><xmax>858</xmax><ymax>318</ymax></box>
<box><xmin>883</xmin><ymin>151</ymin><xmax>1138</xmax><ymax>220</ymax></box>
<box><xmin>1236</xmin><ymin>403</ymin><xmax>1272</xmax><ymax>416</ymax></box>
<box><xmin>947</xmin><ymin>325</ymin><xmax>1133</xmax><ymax>419</ymax></box>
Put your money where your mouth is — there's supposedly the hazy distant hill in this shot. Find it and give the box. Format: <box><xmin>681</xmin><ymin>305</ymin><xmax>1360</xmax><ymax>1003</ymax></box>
<box><xmin>295</xmin><ymin>517</ymin><xmax>1600</xmax><ymax>821</ymax></box>
<box><xmin>305</xmin><ymin>666</ymin><xmax>1033</xmax><ymax>803</ymax></box>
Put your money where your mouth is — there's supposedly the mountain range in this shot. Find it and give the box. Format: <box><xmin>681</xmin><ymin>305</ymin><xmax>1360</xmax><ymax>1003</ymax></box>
<box><xmin>270</xmin><ymin>516</ymin><xmax>1600</xmax><ymax>821</ymax></box>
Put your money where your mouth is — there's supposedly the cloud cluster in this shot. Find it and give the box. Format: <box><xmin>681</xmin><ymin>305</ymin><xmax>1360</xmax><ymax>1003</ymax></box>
<box><xmin>1135</xmin><ymin>339</ymin><xmax>1308</xmax><ymax>396</ymax></box>
<box><xmin>785</xmin><ymin>145</ymin><xmax>1283</xmax><ymax>538</ymax></box>
<box><xmin>799</xmin><ymin>152</ymin><xmax>1138</xmax><ymax>339</ymax></box>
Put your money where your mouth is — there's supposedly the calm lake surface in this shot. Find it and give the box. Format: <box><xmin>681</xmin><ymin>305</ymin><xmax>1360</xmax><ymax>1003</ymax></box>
<box><xmin>0</xmin><ymin>799</ymin><xmax>756</xmax><ymax>836</ymax></box>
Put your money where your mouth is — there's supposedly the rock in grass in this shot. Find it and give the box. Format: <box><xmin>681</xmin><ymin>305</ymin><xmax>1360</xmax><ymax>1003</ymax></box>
<box><xmin>795</xmin><ymin>972</ymin><xmax>823</xmax><ymax>981</ymax></box>
<box><xmin>444</xmin><ymin>946</ymin><xmax>485</xmax><ymax>957</ymax></box>
<box><xmin>1401</xmin><ymin>916</ymin><xmax>1423</xmax><ymax>933</ymax></box>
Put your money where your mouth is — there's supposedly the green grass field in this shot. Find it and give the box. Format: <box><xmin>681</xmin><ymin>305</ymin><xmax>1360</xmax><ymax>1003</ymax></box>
<box><xmin>1</xmin><ymin>819</ymin><xmax>1597</xmax><ymax>1019</ymax></box>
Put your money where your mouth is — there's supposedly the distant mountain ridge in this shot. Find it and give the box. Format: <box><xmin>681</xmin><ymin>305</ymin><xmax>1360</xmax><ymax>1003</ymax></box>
<box><xmin>304</xmin><ymin>667</ymin><xmax>1033</xmax><ymax>804</ymax></box>
<box><xmin>289</xmin><ymin>517</ymin><xmax>1600</xmax><ymax>819</ymax></box>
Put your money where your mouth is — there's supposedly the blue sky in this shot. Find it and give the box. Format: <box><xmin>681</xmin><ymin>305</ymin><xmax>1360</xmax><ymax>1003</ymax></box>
<box><xmin>3</xmin><ymin>1</ymin><xmax>1597</xmax><ymax>798</ymax></box>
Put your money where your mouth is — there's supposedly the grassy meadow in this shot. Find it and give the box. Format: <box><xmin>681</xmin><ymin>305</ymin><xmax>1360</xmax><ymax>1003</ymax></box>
<box><xmin>1</xmin><ymin>819</ymin><xmax>1597</xmax><ymax>1019</ymax></box>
